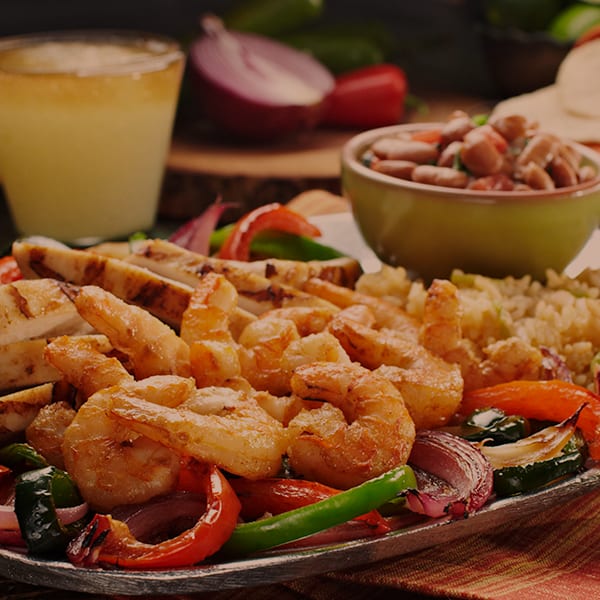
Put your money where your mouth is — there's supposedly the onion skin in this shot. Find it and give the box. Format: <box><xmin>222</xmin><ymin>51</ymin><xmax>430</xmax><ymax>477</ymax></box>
<box><xmin>407</xmin><ymin>430</ymin><xmax>494</xmax><ymax>519</ymax></box>
<box><xmin>189</xmin><ymin>16</ymin><xmax>334</xmax><ymax>140</ymax></box>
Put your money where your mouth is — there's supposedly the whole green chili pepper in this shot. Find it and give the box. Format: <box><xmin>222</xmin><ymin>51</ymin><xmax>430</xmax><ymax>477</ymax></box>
<box><xmin>221</xmin><ymin>465</ymin><xmax>416</xmax><ymax>556</ymax></box>
<box><xmin>15</xmin><ymin>465</ymin><xmax>86</xmax><ymax>554</ymax></box>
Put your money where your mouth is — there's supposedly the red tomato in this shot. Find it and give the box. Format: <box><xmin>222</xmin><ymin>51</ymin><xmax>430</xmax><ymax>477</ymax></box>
<box><xmin>575</xmin><ymin>24</ymin><xmax>600</xmax><ymax>46</ymax></box>
<box><xmin>320</xmin><ymin>63</ymin><xmax>408</xmax><ymax>129</ymax></box>
<box><xmin>0</xmin><ymin>256</ymin><xmax>22</xmax><ymax>284</ymax></box>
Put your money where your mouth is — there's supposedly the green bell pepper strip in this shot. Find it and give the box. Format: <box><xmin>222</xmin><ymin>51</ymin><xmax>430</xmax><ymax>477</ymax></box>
<box><xmin>14</xmin><ymin>465</ymin><xmax>86</xmax><ymax>554</ymax></box>
<box><xmin>221</xmin><ymin>465</ymin><xmax>416</xmax><ymax>556</ymax></box>
<box><xmin>210</xmin><ymin>225</ymin><xmax>345</xmax><ymax>261</ymax></box>
<box><xmin>0</xmin><ymin>442</ymin><xmax>48</xmax><ymax>472</ymax></box>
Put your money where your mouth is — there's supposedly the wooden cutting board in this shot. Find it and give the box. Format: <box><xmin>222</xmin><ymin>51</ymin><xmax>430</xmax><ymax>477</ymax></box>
<box><xmin>159</xmin><ymin>93</ymin><xmax>488</xmax><ymax>221</ymax></box>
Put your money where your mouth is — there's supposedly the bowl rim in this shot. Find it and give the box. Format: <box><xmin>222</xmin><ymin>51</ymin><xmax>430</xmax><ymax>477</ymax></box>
<box><xmin>341</xmin><ymin>122</ymin><xmax>600</xmax><ymax>205</ymax></box>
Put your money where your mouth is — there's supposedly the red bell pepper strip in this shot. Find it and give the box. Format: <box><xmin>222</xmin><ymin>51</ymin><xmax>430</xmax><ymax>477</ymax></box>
<box><xmin>230</xmin><ymin>477</ymin><xmax>390</xmax><ymax>533</ymax></box>
<box><xmin>0</xmin><ymin>256</ymin><xmax>22</xmax><ymax>284</ymax></box>
<box><xmin>320</xmin><ymin>63</ymin><xmax>408</xmax><ymax>129</ymax></box>
<box><xmin>66</xmin><ymin>461</ymin><xmax>241</xmax><ymax>569</ymax></box>
<box><xmin>217</xmin><ymin>202</ymin><xmax>321</xmax><ymax>262</ymax></box>
<box><xmin>461</xmin><ymin>380</ymin><xmax>600</xmax><ymax>460</ymax></box>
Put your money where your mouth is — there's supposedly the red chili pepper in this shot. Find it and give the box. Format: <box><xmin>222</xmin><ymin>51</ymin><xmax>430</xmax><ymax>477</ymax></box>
<box><xmin>0</xmin><ymin>256</ymin><xmax>22</xmax><ymax>284</ymax></box>
<box><xmin>320</xmin><ymin>63</ymin><xmax>408</xmax><ymax>129</ymax></box>
<box><xmin>462</xmin><ymin>379</ymin><xmax>600</xmax><ymax>460</ymax></box>
<box><xmin>230</xmin><ymin>477</ymin><xmax>390</xmax><ymax>534</ymax></box>
<box><xmin>66</xmin><ymin>461</ymin><xmax>241</xmax><ymax>569</ymax></box>
<box><xmin>217</xmin><ymin>202</ymin><xmax>321</xmax><ymax>261</ymax></box>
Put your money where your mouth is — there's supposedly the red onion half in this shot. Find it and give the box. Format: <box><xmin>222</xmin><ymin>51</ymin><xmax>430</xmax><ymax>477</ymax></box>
<box><xmin>407</xmin><ymin>430</ymin><xmax>494</xmax><ymax>519</ymax></box>
<box><xmin>189</xmin><ymin>15</ymin><xmax>334</xmax><ymax>140</ymax></box>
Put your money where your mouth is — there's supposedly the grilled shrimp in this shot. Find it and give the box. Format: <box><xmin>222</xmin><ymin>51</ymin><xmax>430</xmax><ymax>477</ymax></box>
<box><xmin>303</xmin><ymin>277</ymin><xmax>420</xmax><ymax>341</ymax></box>
<box><xmin>420</xmin><ymin>278</ymin><xmax>543</xmax><ymax>391</ymax></box>
<box><xmin>108</xmin><ymin>381</ymin><xmax>289</xmax><ymax>480</ymax></box>
<box><xmin>44</xmin><ymin>335</ymin><xmax>132</xmax><ymax>401</ymax></box>
<box><xmin>62</xmin><ymin>376</ymin><xmax>192</xmax><ymax>511</ymax></box>
<box><xmin>74</xmin><ymin>285</ymin><xmax>191</xmax><ymax>379</ymax></box>
<box><xmin>328</xmin><ymin>307</ymin><xmax>463</xmax><ymax>430</ymax></box>
<box><xmin>287</xmin><ymin>362</ymin><xmax>415</xmax><ymax>489</ymax></box>
<box><xmin>238</xmin><ymin>312</ymin><xmax>350</xmax><ymax>396</ymax></box>
<box><xmin>26</xmin><ymin>401</ymin><xmax>76</xmax><ymax>469</ymax></box>
<box><xmin>181</xmin><ymin>273</ymin><xmax>243</xmax><ymax>388</ymax></box>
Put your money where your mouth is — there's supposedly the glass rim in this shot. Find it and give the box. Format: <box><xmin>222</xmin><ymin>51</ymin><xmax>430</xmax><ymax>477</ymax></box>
<box><xmin>0</xmin><ymin>29</ymin><xmax>184</xmax><ymax>76</ymax></box>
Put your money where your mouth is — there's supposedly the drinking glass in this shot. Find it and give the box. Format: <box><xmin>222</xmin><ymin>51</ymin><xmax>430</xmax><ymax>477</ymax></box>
<box><xmin>0</xmin><ymin>30</ymin><xmax>184</xmax><ymax>245</ymax></box>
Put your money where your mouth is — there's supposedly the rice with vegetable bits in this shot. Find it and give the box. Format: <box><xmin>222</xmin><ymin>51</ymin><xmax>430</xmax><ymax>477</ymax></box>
<box><xmin>356</xmin><ymin>266</ymin><xmax>600</xmax><ymax>391</ymax></box>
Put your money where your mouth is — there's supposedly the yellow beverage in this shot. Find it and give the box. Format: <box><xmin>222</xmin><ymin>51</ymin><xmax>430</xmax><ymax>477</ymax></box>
<box><xmin>0</xmin><ymin>32</ymin><xmax>184</xmax><ymax>244</ymax></box>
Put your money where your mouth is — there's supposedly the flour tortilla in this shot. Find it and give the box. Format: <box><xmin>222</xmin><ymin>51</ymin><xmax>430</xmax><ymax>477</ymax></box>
<box><xmin>556</xmin><ymin>38</ymin><xmax>600</xmax><ymax>118</ymax></box>
<box><xmin>491</xmin><ymin>38</ymin><xmax>600</xmax><ymax>143</ymax></box>
<box><xmin>492</xmin><ymin>84</ymin><xmax>600</xmax><ymax>143</ymax></box>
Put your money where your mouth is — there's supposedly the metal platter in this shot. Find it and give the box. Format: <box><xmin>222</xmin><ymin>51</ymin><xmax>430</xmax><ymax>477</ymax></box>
<box><xmin>1</xmin><ymin>467</ymin><xmax>600</xmax><ymax>595</ymax></box>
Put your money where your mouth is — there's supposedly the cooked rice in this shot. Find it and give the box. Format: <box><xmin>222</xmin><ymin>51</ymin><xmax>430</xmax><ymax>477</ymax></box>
<box><xmin>356</xmin><ymin>265</ymin><xmax>600</xmax><ymax>390</ymax></box>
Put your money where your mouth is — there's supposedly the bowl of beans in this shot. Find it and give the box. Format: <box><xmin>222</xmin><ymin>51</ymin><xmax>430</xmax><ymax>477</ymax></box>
<box><xmin>340</xmin><ymin>111</ymin><xmax>600</xmax><ymax>281</ymax></box>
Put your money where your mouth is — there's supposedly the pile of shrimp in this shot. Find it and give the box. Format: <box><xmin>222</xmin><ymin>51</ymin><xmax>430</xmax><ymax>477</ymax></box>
<box><xmin>22</xmin><ymin>270</ymin><xmax>467</xmax><ymax>512</ymax></box>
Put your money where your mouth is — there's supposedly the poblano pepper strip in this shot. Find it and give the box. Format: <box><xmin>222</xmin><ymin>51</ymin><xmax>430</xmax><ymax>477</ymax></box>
<box><xmin>493</xmin><ymin>447</ymin><xmax>586</xmax><ymax>497</ymax></box>
<box><xmin>221</xmin><ymin>465</ymin><xmax>416</xmax><ymax>556</ymax></box>
<box><xmin>0</xmin><ymin>442</ymin><xmax>48</xmax><ymax>472</ymax></box>
<box><xmin>15</xmin><ymin>465</ymin><xmax>85</xmax><ymax>554</ymax></box>
<box><xmin>459</xmin><ymin>408</ymin><xmax>530</xmax><ymax>445</ymax></box>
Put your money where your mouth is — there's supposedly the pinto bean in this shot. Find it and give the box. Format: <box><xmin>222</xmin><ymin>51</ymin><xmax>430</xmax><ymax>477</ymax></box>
<box><xmin>468</xmin><ymin>173</ymin><xmax>515</xmax><ymax>191</ymax></box>
<box><xmin>519</xmin><ymin>162</ymin><xmax>555</xmax><ymax>190</ymax></box>
<box><xmin>371</xmin><ymin>137</ymin><xmax>439</xmax><ymax>163</ymax></box>
<box><xmin>372</xmin><ymin>159</ymin><xmax>417</xmax><ymax>180</ymax></box>
<box><xmin>558</xmin><ymin>142</ymin><xmax>582</xmax><ymax>172</ymax></box>
<box><xmin>578</xmin><ymin>164</ymin><xmax>598</xmax><ymax>183</ymax></box>
<box><xmin>440</xmin><ymin>116</ymin><xmax>475</xmax><ymax>147</ymax></box>
<box><xmin>549</xmin><ymin>155</ymin><xmax>578</xmax><ymax>188</ymax></box>
<box><xmin>460</xmin><ymin>130</ymin><xmax>504</xmax><ymax>176</ymax></box>
<box><xmin>515</xmin><ymin>134</ymin><xmax>558</xmax><ymax>170</ymax></box>
<box><xmin>487</xmin><ymin>114</ymin><xmax>528</xmax><ymax>142</ymax></box>
<box><xmin>437</xmin><ymin>141</ymin><xmax>463</xmax><ymax>168</ymax></box>
<box><xmin>412</xmin><ymin>165</ymin><xmax>468</xmax><ymax>188</ymax></box>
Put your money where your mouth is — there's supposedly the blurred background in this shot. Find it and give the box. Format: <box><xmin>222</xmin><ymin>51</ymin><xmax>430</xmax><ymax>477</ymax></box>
<box><xmin>1</xmin><ymin>0</ymin><xmax>598</xmax><ymax>236</ymax></box>
<box><xmin>0</xmin><ymin>0</ymin><xmax>497</xmax><ymax>97</ymax></box>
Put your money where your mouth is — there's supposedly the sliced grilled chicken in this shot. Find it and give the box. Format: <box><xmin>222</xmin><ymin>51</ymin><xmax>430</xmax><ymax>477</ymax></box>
<box><xmin>0</xmin><ymin>383</ymin><xmax>54</xmax><ymax>443</ymax></box>
<box><xmin>0</xmin><ymin>334</ymin><xmax>112</xmax><ymax>392</ymax></box>
<box><xmin>125</xmin><ymin>238</ymin><xmax>361</xmax><ymax>288</ymax></box>
<box><xmin>12</xmin><ymin>241</ymin><xmax>194</xmax><ymax>329</ymax></box>
<box><xmin>126</xmin><ymin>239</ymin><xmax>339</xmax><ymax>315</ymax></box>
<box><xmin>0</xmin><ymin>278</ymin><xmax>95</xmax><ymax>344</ymax></box>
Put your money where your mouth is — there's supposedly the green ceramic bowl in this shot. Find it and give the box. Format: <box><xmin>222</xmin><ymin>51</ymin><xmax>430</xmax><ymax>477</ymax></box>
<box><xmin>341</xmin><ymin>123</ymin><xmax>600</xmax><ymax>282</ymax></box>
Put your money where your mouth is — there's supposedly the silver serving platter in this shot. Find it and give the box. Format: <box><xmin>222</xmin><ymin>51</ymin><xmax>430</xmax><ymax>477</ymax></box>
<box><xmin>1</xmin><ymin>466</ymin><xmax>600</xmax><ymax>595</ymax></box>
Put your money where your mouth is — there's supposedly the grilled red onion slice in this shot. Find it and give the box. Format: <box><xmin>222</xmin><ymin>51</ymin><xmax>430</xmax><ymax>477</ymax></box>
<box><xmin>407</xmin><ymin>430</ymin><xmax>494</xmax><ymax>519</ymax></box>
<box><xmin>189</xmin><ymin>15</ymin><xmax>334</xmax><ymax>140</ymax></box>
<box><xmin>169</xmin><ymin>199</ymin><xmax>236</xmax><ymax>255</ymax></box>
<box><xmin>112</xmin><ymin>491</ymin><xmax>204</xmax><ymax>544</ymax></box>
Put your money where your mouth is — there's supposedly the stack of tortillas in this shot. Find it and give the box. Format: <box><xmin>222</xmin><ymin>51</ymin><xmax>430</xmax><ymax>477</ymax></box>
<box><xmin>492</xmin><ymin>38</ymin><xmax>600</xmax><ymax>144</ymax></box>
